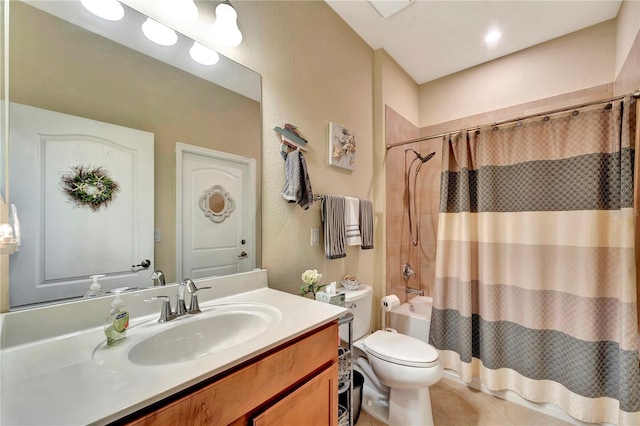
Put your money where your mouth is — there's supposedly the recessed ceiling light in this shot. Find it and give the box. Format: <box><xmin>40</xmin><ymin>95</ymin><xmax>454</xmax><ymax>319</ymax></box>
<box><xmin>142</xmin><ymin>18</ymin><xmax>178</xmax><ymax>46</ymax></box>
<box><xmin>485</xmin><ymin>29</ymin><xmax>502</xmax><ymax>44</ymax></box>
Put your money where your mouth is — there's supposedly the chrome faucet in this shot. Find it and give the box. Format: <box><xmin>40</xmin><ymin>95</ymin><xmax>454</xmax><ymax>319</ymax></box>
<box><xmin>183</xmin><ymin>278</ymin><xmax>211</xmax><ymax>314</ymax></box>
<box><xmin>150</xmin><ymin>270</ymin><xmax>166</xmax><ymax>286</ymax></box>
<box><xmin>144</xmin><ymin>296</ymin><xmax>177</xmax><ymax>322</ymax></box>
<box><xmin>144</xmin><ymin>279</ymin><xmax>213</xmax><ymax>322</ymax></box>
<box><xmin>402</xmin><ymin>262</ymin><xmax>416</xmax><ymax>281</ymax></box>
<box><xmin>405</xmin><ymin>287</ymin><xmax>424</xmax><ymax>296</ymax></box>
<box><xmin>174</xmin><ymin>281</ymin><xmax>188</xmax><ymax>317</ymax></box>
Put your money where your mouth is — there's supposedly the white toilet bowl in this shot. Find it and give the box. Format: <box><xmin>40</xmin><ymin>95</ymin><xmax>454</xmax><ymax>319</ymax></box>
<box><xmin>363</xmin><ymin>330</ymin><xmax>442</xmax><ymax>426</ymax></box>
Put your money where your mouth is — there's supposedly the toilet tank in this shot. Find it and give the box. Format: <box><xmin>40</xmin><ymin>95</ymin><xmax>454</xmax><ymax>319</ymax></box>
<box><xmin>339</xmin><ymin>284</ymin><xmax>373</xmax><ymax>342</ymax></box>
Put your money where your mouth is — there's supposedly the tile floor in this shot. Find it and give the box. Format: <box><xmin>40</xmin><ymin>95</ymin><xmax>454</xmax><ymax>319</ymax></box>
<box><xmin>354</xmin><ymin>378</ymin><xmax>572</xmax><ymax>426</ymax></box>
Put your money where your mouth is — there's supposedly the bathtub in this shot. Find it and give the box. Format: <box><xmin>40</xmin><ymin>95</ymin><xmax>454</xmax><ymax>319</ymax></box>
<box><xmin>389</xmin><ymin>296</ymin><xmax>432</xmax><ymax>343</ymax></box>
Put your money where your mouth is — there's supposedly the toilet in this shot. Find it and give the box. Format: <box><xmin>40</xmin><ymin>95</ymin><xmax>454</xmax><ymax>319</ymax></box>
<box><xmin>339</xmin><ymin>284</ymin><xmax>442</xmax><ymax>426</ymax></box>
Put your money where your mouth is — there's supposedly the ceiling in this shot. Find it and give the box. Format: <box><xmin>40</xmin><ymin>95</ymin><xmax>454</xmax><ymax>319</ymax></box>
<box><xmin>325</xmin><ymin>0</ymin><xmax>623</xmax><ymax>85</ymax></box>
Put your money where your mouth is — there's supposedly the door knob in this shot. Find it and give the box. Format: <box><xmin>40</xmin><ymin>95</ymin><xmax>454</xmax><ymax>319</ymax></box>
<box><xmin>132</xmin><ymin>259</ymin><xmax>151</xmax><ymax>268</ymax></box>
<box><xmin>238</xmin><ymin>251</ymin><xmax>248</xmax><ymax>259</ymax></box>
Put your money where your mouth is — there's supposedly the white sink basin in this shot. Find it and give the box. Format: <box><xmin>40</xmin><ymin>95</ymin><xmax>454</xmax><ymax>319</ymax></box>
<box><xmin>93</xmin><ymin>303</ymin><xmax>281</xmax><ymax>368</ymax></box>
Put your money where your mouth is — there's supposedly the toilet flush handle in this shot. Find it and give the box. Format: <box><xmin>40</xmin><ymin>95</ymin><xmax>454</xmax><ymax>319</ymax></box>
<box><xmin>346</xmin><ymin>303</ymin><xmax>357</xmax><ymax>309</ymax></box>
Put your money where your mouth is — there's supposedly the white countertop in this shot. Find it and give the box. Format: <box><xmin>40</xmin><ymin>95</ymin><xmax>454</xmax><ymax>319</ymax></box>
<box><xmin>0</xmin><ymin>271</ymin><xmax>346</xmax><ymax>425</ymax></box>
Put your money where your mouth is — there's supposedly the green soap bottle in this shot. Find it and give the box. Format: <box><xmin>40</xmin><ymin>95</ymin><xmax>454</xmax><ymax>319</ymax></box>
<box><xmin>104</xmin><ymin>288</ymin><xmax>129</xmax><ymax>346</ymax></box>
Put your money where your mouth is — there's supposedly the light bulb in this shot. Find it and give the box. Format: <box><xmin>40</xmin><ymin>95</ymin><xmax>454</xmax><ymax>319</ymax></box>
<box><xmin>211</xmin><ymin>1</ymin><xmax>243</xmax><ymax>47</ymax></box>
<box><xmin>81</xmin><ymin>0</ymin><xmax>124</xmax><ymax>21</ymax></box>
<box><xmin>161</xmin><ymin>0</ymin><xmax>199</xmax><ymax>23</ymax></box>
<box><xmin>142</xmin><ymin>18</ymin><xmax>178</xmax><ymax>46</ymax></box>
<box><xmin>190</xmin><ymin>42</ymin><xmax>220</xmax><ymax>65</ymax></box>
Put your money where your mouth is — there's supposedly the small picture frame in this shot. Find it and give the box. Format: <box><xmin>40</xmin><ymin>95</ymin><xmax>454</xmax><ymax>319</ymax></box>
<box><xmin>328</xmin><ymin>122</ymin><xmax>356</xmax><ymax>171</ymax></box>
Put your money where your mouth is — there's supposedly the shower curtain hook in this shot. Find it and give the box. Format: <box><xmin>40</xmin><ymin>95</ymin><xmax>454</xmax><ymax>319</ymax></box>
<box><xmin>492</xmin><ymin>124</ymin><xmax>499</xmax><ymax>131</ymax></box>
<box><xmin>475</xmin><ymin>126</ymin><xmax>480</xmax><ymax>135</ymax></box>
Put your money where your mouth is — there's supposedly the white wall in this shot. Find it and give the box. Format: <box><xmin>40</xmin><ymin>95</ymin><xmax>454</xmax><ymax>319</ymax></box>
<box><xmin>418</xmin><ymin>20</ymin><xmax>616</xmax><ymax>127</ymax></box>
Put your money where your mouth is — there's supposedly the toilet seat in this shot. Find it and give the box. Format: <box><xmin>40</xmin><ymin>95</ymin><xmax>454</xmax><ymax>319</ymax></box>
<box><xmin>363</xmin><ymin>330</ymin><xmax>439</xmax><ymax>368</ymax></box>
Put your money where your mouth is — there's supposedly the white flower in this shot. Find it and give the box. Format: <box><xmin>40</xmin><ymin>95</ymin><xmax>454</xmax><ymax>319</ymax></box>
<box><xmin>301</xmin><ymin>269</ymin><xmax>322</xmax><ymax>285</ymax></box>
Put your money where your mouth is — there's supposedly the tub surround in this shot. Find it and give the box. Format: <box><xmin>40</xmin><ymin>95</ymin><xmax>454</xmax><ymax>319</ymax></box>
<box><xmin>0</xmin><ymin>269</ymin><xmax>346</xmax><ymax>425</ymax></box>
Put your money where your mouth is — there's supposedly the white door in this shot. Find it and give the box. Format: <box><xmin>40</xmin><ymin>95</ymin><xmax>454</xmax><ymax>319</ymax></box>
<box><xmin>176</xmin><ymin>143</ymin><xmax>255</xmax><ymax>281</ymax></box>
<box><xmin>9</xmin><ymin>103</ymin><xmax>154</xmax><ymax>307</ymax></box>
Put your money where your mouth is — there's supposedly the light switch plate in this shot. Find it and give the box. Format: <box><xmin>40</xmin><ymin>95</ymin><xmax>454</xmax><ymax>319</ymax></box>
<box><xmin>311</xmin><ymin>227</ymin><xmax>320</xmax><ymax>246</ymax></box>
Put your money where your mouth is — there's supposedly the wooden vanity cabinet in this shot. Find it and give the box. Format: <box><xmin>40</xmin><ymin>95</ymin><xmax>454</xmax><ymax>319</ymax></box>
<box><xmin>123</xmin><ymin>321</ymin><xmax>339</xmax><ymax>426</ymax></box>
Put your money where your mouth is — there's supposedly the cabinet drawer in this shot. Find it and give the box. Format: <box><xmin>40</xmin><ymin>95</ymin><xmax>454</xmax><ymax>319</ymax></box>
<box><xmin>251</xmin><ymin>363</ymin><xmax>338</xmax><ymax>426</ymax></box>
<box><xmin>125</xmin><ymin>321</ymin><xmax>338</xmax><ymax>426</ymax></box>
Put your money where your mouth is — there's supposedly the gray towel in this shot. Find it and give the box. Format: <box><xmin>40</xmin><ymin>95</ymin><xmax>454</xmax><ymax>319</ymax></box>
<box><xmin>321</xmin><ymin>195</ymin><xmax>346</xmax><ymax>259</ymax></box>
<box><xmin>282</xmin><ymin>150</ymin><xmax>314</xmax><ymax>210</ymax></box>
<box><xmin>359</xmin><ymin>199</ymin><xmax>374</xmax><ymax>249</ymax></box>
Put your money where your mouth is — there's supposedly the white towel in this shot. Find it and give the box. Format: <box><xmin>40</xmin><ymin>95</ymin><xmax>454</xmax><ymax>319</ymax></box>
<box><xmin>344</xmin><ymin>196</ymin><xmax>362</xmax><ymax>246</ymax></box>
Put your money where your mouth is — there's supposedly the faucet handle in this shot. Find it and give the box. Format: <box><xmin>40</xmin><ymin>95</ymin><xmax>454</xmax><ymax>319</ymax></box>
<box><xmin>145</xmin><ymin>296</ymin><xmax>175</xmax><ymax>322</ymax></box>
<box><xmin>187</xmin><ymin>287</ymin><xmax>212</xmax><ymax>314</ymax></box>
<box><xmin>183</xmin><ymin>278</ymin><xmax>198</xmax><ymax>293</ymax></box>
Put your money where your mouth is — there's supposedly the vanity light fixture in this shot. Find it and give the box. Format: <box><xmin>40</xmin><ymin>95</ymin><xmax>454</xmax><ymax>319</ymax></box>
<box><xmin>142</xmin><ymin>18</ymin><xmax>178</xmax><ymax>46</ymax></box>
<box><xmin>211</xmin><ymin>1</ymin><xmax>243</xmax><ymax>47</ymax></box>
<box><xmin>161</xmin><ymin>0</ymin><xmax>199</xmax><ymax>23</ymax></box>
<box><xmin>80</xmin><ymin>0</ymin><xmax>124</xmax><ymax>21</ymax></box>
<box><xmin>190</xmin><ymin>42</ymin><xmax>220</xmax><ymax>65</ymax></box>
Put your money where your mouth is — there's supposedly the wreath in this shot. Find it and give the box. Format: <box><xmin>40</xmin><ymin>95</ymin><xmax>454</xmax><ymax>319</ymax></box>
<box><xmin>61</xmin><ymin>166</ymin><xmax>120</xmax><ymax>212</ymax></box>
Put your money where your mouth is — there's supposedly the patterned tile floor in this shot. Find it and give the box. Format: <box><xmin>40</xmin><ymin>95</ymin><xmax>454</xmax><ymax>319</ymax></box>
<box><xmin>355</xmin><ymin>378</ymin><xmax>572</xmax><ymax>426</ymax></box>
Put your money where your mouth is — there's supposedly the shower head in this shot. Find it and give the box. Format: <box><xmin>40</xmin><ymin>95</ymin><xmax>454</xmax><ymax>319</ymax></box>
<box><xmin>405</xmin><ymin>148</ymin><xmax>436</xmax><ymax>163</ymax></box>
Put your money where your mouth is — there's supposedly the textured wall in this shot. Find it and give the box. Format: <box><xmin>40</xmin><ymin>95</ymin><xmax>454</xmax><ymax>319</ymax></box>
<box><xmin>221</xmin><ymin>2</ymin><xmax>376</xmax><ymax>295</ymax></box>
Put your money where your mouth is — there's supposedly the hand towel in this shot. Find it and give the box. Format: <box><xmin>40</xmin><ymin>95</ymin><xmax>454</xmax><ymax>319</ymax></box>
<box><xmin>321</xmin><ymin>195</ymin><xmax>346</xmax><ymax>259</ymax></box>
<box><xmin>359</xmin><ymin>198</ymin><xmax>374</xmax><ymax>249</ymax></box>
<box><xmin>281</xmin><ymin>150</ymin><xmax>314</xmax><ymax>210</ymax></box>
<box><xmin>344</xmin><ymin>196</ymin><xmax>362</xmax><ymax>246</ymax></box>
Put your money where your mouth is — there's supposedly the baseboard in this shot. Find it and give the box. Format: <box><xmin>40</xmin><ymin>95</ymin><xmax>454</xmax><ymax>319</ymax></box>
<box><xmin>442</xmin><ymin>370</ymin><xmax>597</xmax><ymax>426</ymax></box>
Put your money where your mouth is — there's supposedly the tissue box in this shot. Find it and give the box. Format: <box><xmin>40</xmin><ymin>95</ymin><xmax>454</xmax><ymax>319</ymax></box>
<box><xmin>315</xmin><ymin>291</ymin><xmax>345</xmax><ymax>307</ymax></box>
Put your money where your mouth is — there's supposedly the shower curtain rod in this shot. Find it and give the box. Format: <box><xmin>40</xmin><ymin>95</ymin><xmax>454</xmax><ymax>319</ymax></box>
<box><xmin>386</xmin><ymin>89</ymin><xmax>640</xmax><ymax>150</ymax></box>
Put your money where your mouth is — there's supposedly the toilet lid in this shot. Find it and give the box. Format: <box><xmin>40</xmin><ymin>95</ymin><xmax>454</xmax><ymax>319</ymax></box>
<box><xmin>363</xmin><ymin>330</ymin><xmax>439</xmax><ymax>368</ymax></box>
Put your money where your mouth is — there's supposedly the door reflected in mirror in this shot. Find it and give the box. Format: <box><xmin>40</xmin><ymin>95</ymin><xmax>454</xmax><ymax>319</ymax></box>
<box><xmin>8</xmin><ymin>1</ymin><xmax>261</xmax><ymax>309</ymax></box>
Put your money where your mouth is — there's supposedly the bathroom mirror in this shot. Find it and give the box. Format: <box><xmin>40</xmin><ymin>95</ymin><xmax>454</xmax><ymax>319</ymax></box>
<box><xmin>7</xmin><ymin>0</ymin><xmax>262</xmax><ymax>308</ymax></box>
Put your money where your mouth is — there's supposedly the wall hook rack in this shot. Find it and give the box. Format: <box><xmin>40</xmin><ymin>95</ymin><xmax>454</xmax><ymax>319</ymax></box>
<box><xmin>274</xmin><ymin>125</ymin><xmax>308</xmax><ymax>153</ymax></box>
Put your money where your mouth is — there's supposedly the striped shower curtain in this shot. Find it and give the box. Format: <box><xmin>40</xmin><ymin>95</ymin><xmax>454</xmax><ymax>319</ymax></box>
<box><xmin>430</xmin><ymin>96</ymin><xmax>640</xmax><ymax>424</ymax></box>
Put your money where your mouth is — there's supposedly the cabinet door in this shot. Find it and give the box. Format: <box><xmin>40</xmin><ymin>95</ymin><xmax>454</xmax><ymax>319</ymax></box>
<box><xmin>251</xmin><ymin>363</ymin><xmax>338</xmax><ymax>426</ymax></box>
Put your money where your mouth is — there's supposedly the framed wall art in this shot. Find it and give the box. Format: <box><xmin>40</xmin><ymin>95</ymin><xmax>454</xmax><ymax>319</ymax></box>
<box><xmin>328</xmin><ymin>122</ymin><xmax>356</xmax><ymax>171</ymax></box>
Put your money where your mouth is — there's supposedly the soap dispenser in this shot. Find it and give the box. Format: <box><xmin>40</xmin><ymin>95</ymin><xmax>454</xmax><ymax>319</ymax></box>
<box><xmin>84</xmin><ymin>274</ymin><xmax>106</xmax><ymax>298</ymax></box>
<box><xmin>104</xmin><ymin>288</ymin><xmax>129</xmax><ymax>346</ymax></box>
